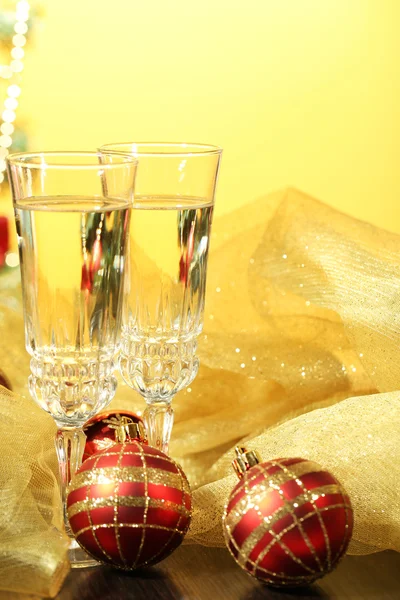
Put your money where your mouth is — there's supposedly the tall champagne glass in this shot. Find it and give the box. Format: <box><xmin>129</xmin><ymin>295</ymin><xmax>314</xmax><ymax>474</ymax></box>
<box><xmin>7</xmin><ymin>151</ymin><xmax>137</xmax><ymax>567</ymax></box>
<box><xmin>100</xmin><ymin>143</ymin><xmax>222</xmax><ymax>453</ymax></box>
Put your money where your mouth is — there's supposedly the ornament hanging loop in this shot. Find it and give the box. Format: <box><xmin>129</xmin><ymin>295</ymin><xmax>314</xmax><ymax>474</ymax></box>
<box><xmin>104</xmin><ymin>416</ymin><xmax>147</xmax><ymax>444</ymax></box>
<box><xmin>232</xmin><ymin>446</ymin><xmax>261</xmax><ymax>478</ymax></box>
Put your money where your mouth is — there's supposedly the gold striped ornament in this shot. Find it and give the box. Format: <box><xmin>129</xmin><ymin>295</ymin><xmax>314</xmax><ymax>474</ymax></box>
<box><xmin>223</xmin><ymin>447</ymin><xmax>353</xmax><ymax>587</ymax></box>
<box><xmin>67</xmin><ymin>420</ymin><xmax>192</xmax><ymax>570</ymax></box>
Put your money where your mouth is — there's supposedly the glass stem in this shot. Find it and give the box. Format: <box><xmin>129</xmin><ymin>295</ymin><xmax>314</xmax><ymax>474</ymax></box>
<box><xmin>143</xmin><ymin>399</ymin><xmax>174</xmax><ymax>454</ymax></box>
<box><xmin>54</xmin><ymin>427</ymin><xmax>86</xmax><ymax>535</ymax></box>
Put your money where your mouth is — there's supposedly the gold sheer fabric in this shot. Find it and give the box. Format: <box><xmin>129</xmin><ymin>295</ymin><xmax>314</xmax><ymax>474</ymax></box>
<box><xmin>1</xmin><ymin>188</ymin><xmax>399</xmax><ymax>596</ymax></box>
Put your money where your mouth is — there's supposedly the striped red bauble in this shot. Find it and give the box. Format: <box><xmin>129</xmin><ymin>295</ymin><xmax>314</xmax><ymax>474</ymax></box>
<box><xmin>223</xmin><ymin>449</ymin><xmax>353</xmax><ymax>587</ymax></box>
<box><xmin>67</xmin><ymin>426</ymin><xmax>191</xmax><ymax>570</ymax></box>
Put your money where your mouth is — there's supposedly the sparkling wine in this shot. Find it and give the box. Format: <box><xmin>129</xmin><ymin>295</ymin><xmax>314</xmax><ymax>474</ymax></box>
<box><xmin>120</xmin><ymin>195</ymin><xmax>213</xmax><ymax>399</ymax></box>
<box><xmin>14</xmin><ymin>196</ymin><xmax>130</xmax><ymax>425</ymax></box>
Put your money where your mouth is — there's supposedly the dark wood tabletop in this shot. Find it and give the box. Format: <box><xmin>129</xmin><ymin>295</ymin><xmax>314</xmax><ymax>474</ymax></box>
<box><xmin>58</xmin><ymin>545</ymin><xmax>400</xmax><ymax>600</ymax></box>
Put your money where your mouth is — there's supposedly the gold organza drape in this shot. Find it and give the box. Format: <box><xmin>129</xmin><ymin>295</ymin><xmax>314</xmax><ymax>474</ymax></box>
<box><xmin>1</xmin><ymin>188</ymin><xmax>399</xmax><ymax>597</ymax></box>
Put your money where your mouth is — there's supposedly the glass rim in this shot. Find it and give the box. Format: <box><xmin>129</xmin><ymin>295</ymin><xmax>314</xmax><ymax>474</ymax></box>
<box><xmin>6</xmin><ymin>151</ymin><xmax>138</xmax><ymax>170</ymax></box>
<box><xmin>99</xmin><ymin>142</ymin><xmax>223</xmax><ymax>157</ymax></box>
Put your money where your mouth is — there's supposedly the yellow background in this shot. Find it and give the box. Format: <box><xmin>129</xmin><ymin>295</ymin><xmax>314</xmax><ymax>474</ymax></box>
<box><xmin>2</xmin><ymin>0</ymin><xmax>399</xmax><ymax>231</ymax></box>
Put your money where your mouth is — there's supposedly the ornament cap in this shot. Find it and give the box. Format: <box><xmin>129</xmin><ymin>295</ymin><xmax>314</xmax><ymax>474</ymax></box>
<box><xmin>104</xmin><ymin>416</ymin><xmax>147</xmax><ymax>444</ymax></box>
<box><xmin>232</xmin><ymin>446</ymin><xmax>261</xmax><ymax>478</ymax></box>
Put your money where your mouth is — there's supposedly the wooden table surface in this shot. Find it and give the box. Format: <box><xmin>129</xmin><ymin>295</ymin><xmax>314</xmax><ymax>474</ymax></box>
<box><xmin>58</xmin><ymin>545</ymin><xmax>400</xmax><ymax>600</ymax></box>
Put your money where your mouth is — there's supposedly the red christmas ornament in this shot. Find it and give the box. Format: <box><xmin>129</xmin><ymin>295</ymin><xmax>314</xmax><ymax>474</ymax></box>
<box><xmin>0</xmin><ymin>216</ymin><xmax>9</xmax><ymax>268</ymax></box>
<box><xmin>82</xmin><ymin>410</ymin><xmax>144</xmax><ymax>462</ymax></box>
<box><xmin>223</xmin><ymin>448</ymin><xmax>353</xmax><ymax>587</ymax></box>
<box><xmin>67</xmin><ymin>420</ymin><xmax>191</xmax><ymax>570</ymax></box>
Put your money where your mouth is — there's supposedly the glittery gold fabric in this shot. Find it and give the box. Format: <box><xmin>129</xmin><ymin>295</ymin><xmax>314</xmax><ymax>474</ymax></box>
<box><xmin>0</xmin><ymin>188</ymin><xmax>399</xmax><ymax>595</ymax></box>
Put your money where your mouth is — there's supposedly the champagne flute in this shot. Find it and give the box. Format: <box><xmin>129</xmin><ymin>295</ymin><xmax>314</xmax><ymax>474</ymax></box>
<box><xmin>100</xmin><ymin>143</ymin><xmax>222</xmax><ymax>453</ymax></box>
<box><xmin>7</xmin><ymin>151</ymin><xmax>137</xmax><ymax>567</ymax></box>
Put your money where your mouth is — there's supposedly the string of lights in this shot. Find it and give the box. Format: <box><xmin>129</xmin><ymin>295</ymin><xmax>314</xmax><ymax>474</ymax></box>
<box><xmin>0</xmin><ymin>1</ymin><xmax>30</xmax><ymax>188</ymax></box>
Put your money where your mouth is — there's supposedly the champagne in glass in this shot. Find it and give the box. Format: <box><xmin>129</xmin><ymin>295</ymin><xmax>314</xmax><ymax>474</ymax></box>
<box><xmin>121</xmin><ymin>195</ymin><xmax>213</xmax><ymax>393</ymax></box>
<box><xmin>7</xmin><ymin>152</ymin><xmax>137</xmax><ymax>567</ymax></box>
<box><xmin>15</xmin><ymin>196</ymin><xmax>129</xmax><ymax>422</ymax></box>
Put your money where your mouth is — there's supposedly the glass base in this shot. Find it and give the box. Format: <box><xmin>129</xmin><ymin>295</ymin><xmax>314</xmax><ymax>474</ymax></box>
<box><xmin>69</xmin><ymin>538</ymin><xmax>99</xmax><ymax>569</ymax></box>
